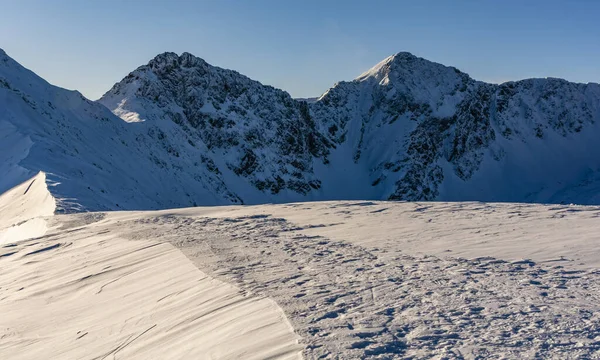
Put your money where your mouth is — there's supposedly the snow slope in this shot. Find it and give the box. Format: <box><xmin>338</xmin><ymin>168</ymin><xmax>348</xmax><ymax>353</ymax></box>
<box><xmin>104</xmin><ymin>201</ymin><xmax>600</xmax><ymax>359</ymax></box>
<box><xmin>2</xmin><ymin>200</ymin><xmax>600</xmax><ymax>359</ymax></box>
<box><xmin>0</xmin><ymin>48</ymin><xmax>242</xmax><ymax>212</ymax></box>
<box><xmin>0</xmin><ymin>172</ymin><xmax>55</xmax><ymax>244</ymax></box>
<box><xmin>0</xmin><ymin>192</ymin><xmax>301</xmax><ymax>360</ymax></box>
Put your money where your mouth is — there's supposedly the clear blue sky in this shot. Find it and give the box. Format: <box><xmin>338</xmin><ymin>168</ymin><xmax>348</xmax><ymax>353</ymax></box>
<box><xmin>1</xmin><ymin>0</ymin><xmax>599</xmax><ymax>100</ymax></box>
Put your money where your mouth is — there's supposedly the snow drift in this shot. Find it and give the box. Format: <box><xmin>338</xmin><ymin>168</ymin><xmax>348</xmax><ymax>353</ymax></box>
<box><xmin>0</xmin><ymin>171</ymin><xmax>55</xmax><ymax>244</ymax></box>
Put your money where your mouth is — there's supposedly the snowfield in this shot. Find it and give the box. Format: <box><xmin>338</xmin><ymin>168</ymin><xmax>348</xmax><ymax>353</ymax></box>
<box><xmin>0</xmin><ymin>175</ymin><xmax>302</xmax><ymax>360</ymax></box>
<box><xmin>2</xmin><ymin>174</ymin><xmax>600</xmax><ymax>359</ymax></box>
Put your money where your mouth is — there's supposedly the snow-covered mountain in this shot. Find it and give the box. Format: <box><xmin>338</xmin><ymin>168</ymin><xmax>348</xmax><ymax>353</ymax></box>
<box><xmin>3</xmin><ymin>48</ymin><xmax>600</xmax><ymax>211</ymax></box>
<box><xmin>312</xmin><ymin>53</ymin><xmax>600</xmax><ymax>203</ymax></box>
<box><xmin>99</xmin><ymin>52</ymin><xmax>331</xmax><ymax>203</ymax></box>
<box><xmin>0</xmin><ymin>49</ymin><xmax>245</xmax><ymax>212</ymax></box>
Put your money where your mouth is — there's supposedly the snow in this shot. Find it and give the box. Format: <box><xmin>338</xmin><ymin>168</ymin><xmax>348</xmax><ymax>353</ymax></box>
<box><xmin>0</xmin><ymin>119</ymin><xmax>34</xmax><ymax>194</ymax></box>
<box><xmin>219</xmin><ymin>201</ymin><xmax>600</xmax><ymax>270</ymax></box>
<box><xmin>0</xmin><ymin>172</ymin><xmax>55</xmax><ymax>244</ymax></box>
<box><xmin>3</xmin><ymin>48</ymin><xmax>600</xmax><ymax>211</ymax></box>
<box><xmin>112</xmin><ymin>99</ymin><xmax>145</xmax><ymax>123</ymax></box>
<box><xmin>355</xmin><ymin>54</ymin><xmax>396</xmax><ymax>81</ymax></box>
<box><xmin>0</xmin><ymin>48</ymin><xmax>240</xmax><ymax>212</ymax></box>
<box><xmin>3</xmin><ymin>47</ymin><xmax>600</xmax><ymax>358</ymax></box>
<box><xmin>0</xmin><ymin>186</ymin><xmax>301</xmax><ymax>360</ymax></box>
<box><xmin>109</xmin><ymin>201</ymin><xmax>600</xmax><ymax>358</ymax></box>
<box><xmin>3</xmin><ymin>199</ymin><xmax>600</xmax><ymax>358</ymax></box>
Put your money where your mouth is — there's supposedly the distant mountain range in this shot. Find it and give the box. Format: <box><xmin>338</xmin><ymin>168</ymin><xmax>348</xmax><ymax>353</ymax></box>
<box><xmin>2</xmin><ymin>48</ymin><xmax>599</xmax><ymax>212</ymax></box>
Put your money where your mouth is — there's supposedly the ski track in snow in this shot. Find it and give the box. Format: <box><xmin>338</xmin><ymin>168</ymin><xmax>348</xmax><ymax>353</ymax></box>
<box><xmin>103</xmin><ymin>201</ymin><xmax>600</xmax><ymax>359</ymax></box>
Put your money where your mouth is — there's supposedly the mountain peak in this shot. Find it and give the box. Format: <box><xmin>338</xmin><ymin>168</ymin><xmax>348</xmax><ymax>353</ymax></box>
<box><xmin>153</xmin><ymin>51</ymin><xmax>179</xmax><ymax>59</ymax></box>
<box><xmin>391</xmin><ymin>51</ymin><xmax>419</xmax><ymax>61</ymax></box>
<box><xmin>355</xmin><ymin>52</ymin><xmax>441</xmax><ymax>81</ymax></box>
<box><xmin>179</xmin><ymin>52</ymin><xmax>208</xmax><ymax>68</ymax></box>
<box><xmin>147</xmin><ymin>51</ymin><xmax>208</xmax><ymax>71</ymax></box>
<box><xmin>353</xmin><ymin>51</ymin><xmax>470</xmax><ymax>98</ymax></box>
<box><xmin>0</xmin><ymin>48</ymin><xmax>12</xmax><ymax>65</ymax></box>
<box><xmin>355</xmin><ymin>54</ymin><xmax>396</xmax><ymax>81</ymax></box>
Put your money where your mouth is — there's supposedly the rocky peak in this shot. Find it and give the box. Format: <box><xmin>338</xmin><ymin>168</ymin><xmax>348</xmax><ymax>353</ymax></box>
<box><xmin>100</xmin><ymin>51</ymin><xmax>331</xmax><ymax>200</ymax></box>
<box><xmin>146</xmin><ymin>52</ymin><xmax>211</xmax><ymax>74</ymax></box>
<box><xmin>148</xmin><ymin>51</ymin><xmax>179</xmax><ymax>65</ymax></box>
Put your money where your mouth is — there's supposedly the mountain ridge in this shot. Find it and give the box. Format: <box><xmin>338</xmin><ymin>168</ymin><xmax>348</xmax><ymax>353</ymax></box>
<box><xmin>2</xmin><ymin>48</ymin><xmax>600</xmax><ymax>211</ymax></box>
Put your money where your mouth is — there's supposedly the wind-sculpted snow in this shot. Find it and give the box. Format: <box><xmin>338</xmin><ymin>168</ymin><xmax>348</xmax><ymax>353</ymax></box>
<box><xmin>0</xmin><ymin>211</ymin><xmax>302</xmax><ymax>360</ymax></box>
<box><xmin>110</xmin><ymin>201</ymin><xmax>600</xmax><ymax>359</ymax></box>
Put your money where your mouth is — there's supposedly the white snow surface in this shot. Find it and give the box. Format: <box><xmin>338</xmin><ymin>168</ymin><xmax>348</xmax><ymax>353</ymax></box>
<box><xmin>2</xmin><ymin>199</ymin><xmax>600</xmax><ymax>358</ymax></box>
<box><xmin>0</xmin><ymin>172</ymin><xmax>55</xmax><ymax>244</ymax></box>
<box><xmin>96</xmin><ymin>201</ymin><xmax>600</xmax><ymax>359</ymax></box>
<box><xmin>0</xmin><ymin>178</ymin><xmax>302</xmax><ymax>360</ymax></box>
